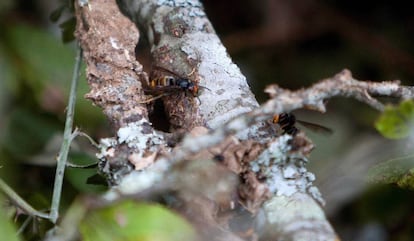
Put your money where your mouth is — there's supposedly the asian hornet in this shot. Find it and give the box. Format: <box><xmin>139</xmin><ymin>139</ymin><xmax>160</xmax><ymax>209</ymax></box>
<box><xmin>273</xmin><ymin>113</ymin><xmax>332</xmax><ymax>136</ymax></box>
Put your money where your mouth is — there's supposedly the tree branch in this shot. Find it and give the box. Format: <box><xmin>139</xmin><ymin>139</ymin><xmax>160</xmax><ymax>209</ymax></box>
<box><xmin>264</xmin><ymin>69</ymin><xmax>414</xmax><ymax>114</ymax></box>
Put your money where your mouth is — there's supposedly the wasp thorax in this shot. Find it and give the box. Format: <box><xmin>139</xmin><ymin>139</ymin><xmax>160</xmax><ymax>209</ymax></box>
<box><xmin>177</xmin><ymin>79</ymin><xmax>192</xmax><ymax>88</ymax></box>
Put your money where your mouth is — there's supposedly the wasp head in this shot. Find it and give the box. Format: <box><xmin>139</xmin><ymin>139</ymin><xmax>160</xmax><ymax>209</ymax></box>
<box><xmin>177</xmin><ymin>78</ymin><xmax>199</xmax><ymax>96</ymax></box>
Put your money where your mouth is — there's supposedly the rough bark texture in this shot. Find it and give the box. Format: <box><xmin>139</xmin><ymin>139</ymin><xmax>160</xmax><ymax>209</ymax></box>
<box><xmin>75</xmin><ymin>0</ymin><xmax>165</xmax><ymax>184</ymax></box>
<box><xmin>116</xmin><ymin>0</ymin><xmax>259</xmax><ymax>131</ymax></box>
<box><xmin>75</xmin><ymin>0</ymin><xmax>148</xmax><ymax>128</ymax></box>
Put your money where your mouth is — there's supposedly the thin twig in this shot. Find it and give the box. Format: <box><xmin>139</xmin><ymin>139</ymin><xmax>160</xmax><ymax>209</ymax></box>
<box><xmin>0</xmin><ymin>178</ymin><xmax>49</xmax><ymax>219</ymax></box>
<box><xmin>16</xmin><ymin>216</ymin><xmax>33</xmax><ymax>235</ymax></box>
<box><xmin>66</xmin><ymin>162</ymin><xmax>98</xmax><ymax>169</ymax></box>
<box><xmin>49</xmin><ymin>44</ymin><xmax>83</xmax><ymax>224</ymax></box>
<box><xmin>74</xmin><ymin>129</ymin><xmax>100</xmax><ymax>148</ymax></box>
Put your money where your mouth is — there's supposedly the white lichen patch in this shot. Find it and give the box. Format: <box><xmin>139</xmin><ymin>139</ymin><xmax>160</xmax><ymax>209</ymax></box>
<box><xmin>249</xmin><ymin>135</ymin><xmax>325</xmax><ymax>205</ymax></box>
<box><xmin>117</xmin><ymin>120</ymin><xmax>164</xmax><ymax>153</ymax></box>
<box><xmin>308</xmin><ymin>186</ymin><xmax>325</xmax><ymax>206</ymax></box>
<box><xmin>283</xmin><ymin>165</ymin><xmax>299</xmax><ymax>179</ymax></box>
<box><xmin>374</xmin><ymin>83</ymin><xmax>399</xmax><ymax>96</ymax></box>
<box><xmin>156</xmin><ymin>0</ymin><xmax>203</xmax><ymax>9</ymax></box>
<box><xmin>263</xmin><ymin>193</ymin><xmax>327</xmax><ymax>226</ymax></box>
<box><xmin>103</xmin><ymin>169</ymin><xmax>163</xmax><ymax>200</ymax></box>
<box><xmin>96</xmin><ymin>137</ymin><xmax>118</xmax><ymax>159</ymax></box>
<box><xmin>102</xmin><ymin>158</ymin><xmax>171</xmax><ymax>201</ymax></box>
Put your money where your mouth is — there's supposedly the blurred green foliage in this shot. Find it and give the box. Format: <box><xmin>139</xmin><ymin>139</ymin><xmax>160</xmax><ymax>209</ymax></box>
<box><xmin>0</xmin><ymin>20</ymin><xmax>107</xmax><ymax>185</ymax></box>
<box><xmin>0</xmin><ymin>3</ymin><xmax>107</xmax><ymax>239</ymax></box>
<box><xmin>3</xmin><ymin>108</ymin><xmax>60</xmax><ymax>159</ymax></box>
<box><xmin>375</xmin><ymin>100</ymin><xmax>414</xmax><ymax>139</ymax></box>
<box><xmin>65</xmin><ymin>152</ymin><xmax>106</xmax><ymax>193</ymax></box>
<box><xmin>368</xmin><ymin>155</ymin><xmax>414</xmax><ymax>190</ymax></box>
<box><xmin>0</xmin><ymin>195</ymin><xmax>20</xmax><ymax>241</ymax></box>
<box><xmin>80</xmin><ymin>201</ymin><xmax>198</xmax><ymax>241</ymax></box>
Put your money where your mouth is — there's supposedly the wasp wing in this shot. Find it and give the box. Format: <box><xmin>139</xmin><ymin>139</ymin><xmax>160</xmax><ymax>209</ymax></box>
<box><xmin>296</xmin><ymin>120</ymin><xmax>333</xmax><ymax>135</ymax></box>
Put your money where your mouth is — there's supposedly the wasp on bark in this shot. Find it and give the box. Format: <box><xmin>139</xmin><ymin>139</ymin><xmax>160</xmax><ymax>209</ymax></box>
<box><xmin>140</xmin><ymin>66</ymin><xmax>203</xmax><ymax>103</ymax></box>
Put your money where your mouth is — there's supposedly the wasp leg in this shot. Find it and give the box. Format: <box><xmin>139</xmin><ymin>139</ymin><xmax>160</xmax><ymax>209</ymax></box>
<box><xmin>137</xmin><ymin>93</ymin><xmax>171</xmax><ymax>103</ymax></box>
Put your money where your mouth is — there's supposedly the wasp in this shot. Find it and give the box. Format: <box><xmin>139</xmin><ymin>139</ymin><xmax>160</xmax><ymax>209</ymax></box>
<box><xmin>273</xmin><ymin>113</ymin><xmax>332</xmax><ymax>136</ymax></box>
<box><xmin>142</xmin><ymin>66</ymin><xmax>201</xmax><ymax>102</ymax></box>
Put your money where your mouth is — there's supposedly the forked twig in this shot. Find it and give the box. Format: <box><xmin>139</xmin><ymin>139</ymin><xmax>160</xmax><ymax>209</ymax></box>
<box><xmin>0</xmin><ymin>44</ymin><xmax>85</xmax><ymax>225</ymax></box>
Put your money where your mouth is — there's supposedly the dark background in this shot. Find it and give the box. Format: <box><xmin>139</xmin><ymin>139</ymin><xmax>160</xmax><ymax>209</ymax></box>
<box><xmin>1</xmin><ymin>0</ymin><xmax>414</xmax><ymax>240</ymax></box>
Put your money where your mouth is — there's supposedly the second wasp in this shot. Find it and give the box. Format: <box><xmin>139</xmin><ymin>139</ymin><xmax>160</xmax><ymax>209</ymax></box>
<box><xmin>273</xmin><ymin>113</ymin><xmax>332</xmax><ymax>136</ymax></box>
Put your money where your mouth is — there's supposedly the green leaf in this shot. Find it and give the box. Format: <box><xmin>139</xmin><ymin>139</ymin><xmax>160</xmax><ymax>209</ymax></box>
<box><xmin>7</xmin><ymin>24</ymin><xmax>76</xmax><ymax>95</ymax></box>
<box><xmin>6</xmin><ymin>24</ymin><xmax>105</xmax><ymax>131</ymax></box>
<box><xmin>368</xmin><ymin>154</ymin><xmax>414</xmax><ymax>190</ymax></box>
<box><xmin>65</xmin><ymin>152</ymin><xmax>106</xmax><ymax>193</ymax></box>
<box><xmin>59</xmin><ymin>17</ymin><xmax>76</xmax><ymax>43</ymax></box>
<box><xmin>2</xmin><ymin>108</ymin><xmax>60</xmax><ymax>159</ymax></box>
<box><xmin>375</xmin><ymin>100</ymin><xmax>414</xmax><ymax>139</ymax></box>
<box><xmin>0</xmin><ymin>44</ymin><xmax>19</xmax><ymax>96</ymax></box>
<box><xmin>80</xmin><ymin>201</ymin><xmax>198</xmax><ymax>241</ymax></box>
<box><xmin>0</xmin><ymin>195</ymin><xmax>21</xmax><ymax>241</ymax></box>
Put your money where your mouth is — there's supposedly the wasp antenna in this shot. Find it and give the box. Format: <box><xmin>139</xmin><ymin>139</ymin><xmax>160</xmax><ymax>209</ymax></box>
<box><xmin>199</xmin><ymin>85</ymin><xmax>211</xmax><ymax>91</ymax></box>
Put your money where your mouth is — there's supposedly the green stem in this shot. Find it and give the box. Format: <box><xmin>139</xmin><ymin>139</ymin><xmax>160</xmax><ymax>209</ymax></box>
<box><xmin>49</xmin><ymin>44</ymin><xmax>83</xmax><ymax>224</ymax></box>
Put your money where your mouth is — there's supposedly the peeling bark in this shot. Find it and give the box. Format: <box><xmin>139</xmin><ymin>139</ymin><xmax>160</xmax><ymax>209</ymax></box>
<box><xmin>75</xmin><ymin>0</ymin><xmax>148</xmax><ymax>128</ymax></box>
<box><xmin>75</xmin><ymin>0</ymin><xmax>165</xmax><ymax>184</ymax></box>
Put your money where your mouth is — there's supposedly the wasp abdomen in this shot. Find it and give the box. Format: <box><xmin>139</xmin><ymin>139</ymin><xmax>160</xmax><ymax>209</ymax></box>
<box><xmin>273</xmin><ymin>113</ymin><xmax>299</xmax><ymax>135</ymax></box>
<box><xmin>150</xmin><ymin>76</ymin><xmax>176</xmax><ymax>87</ymax></box>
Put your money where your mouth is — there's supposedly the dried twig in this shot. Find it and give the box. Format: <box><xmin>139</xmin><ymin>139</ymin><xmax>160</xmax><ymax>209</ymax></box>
<box><xmin>264</xmin><ymin>69</ymin><xmax>414</xmax><ymax>114</ymax></box>
<box><xmin>0</xmin><ymin>178</ymin><xmax>49</xmax><ymax>219</ymax></box>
